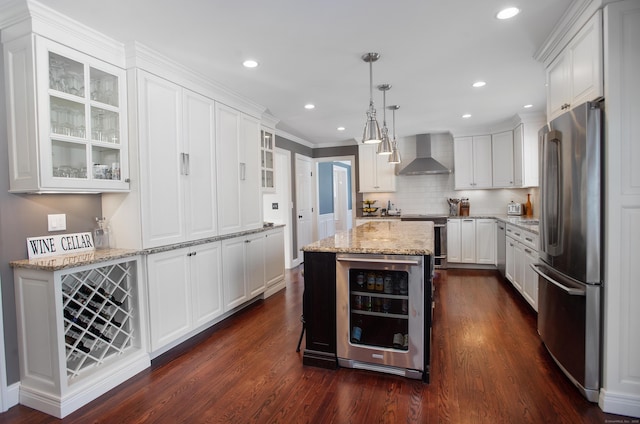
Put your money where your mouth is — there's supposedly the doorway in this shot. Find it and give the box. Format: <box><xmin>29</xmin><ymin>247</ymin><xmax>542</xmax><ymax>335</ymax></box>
<box><xmin>295</xmin><ymin>154</ymin><xmax>314</xmax><ymax>263</ymax></box>
<box><xmin>333</xmin><ymin>165</ymin><xmax>349</xmax><ymax>233</ymax></box>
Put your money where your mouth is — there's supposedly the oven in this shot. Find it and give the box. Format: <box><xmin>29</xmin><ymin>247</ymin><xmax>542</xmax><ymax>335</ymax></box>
<box><xmin>401</xmin><ymin>215</ymin><xmax>447</xmax><ymax>269</ymax></box>
<box><xmin>336</xmin><ymin>253</ymin><xmax>432</xmax><ymax>381</ymax></box>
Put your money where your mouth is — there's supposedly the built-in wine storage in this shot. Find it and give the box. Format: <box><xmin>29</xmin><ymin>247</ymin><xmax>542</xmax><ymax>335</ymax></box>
<box><xmin>61</xmin><ymin>261</ymin><xmax>134</xmax><ymax>379</ymax></box>
<box><xmin>12</xmin><ymin>254</ymin><xmax>150</xmax><ymax>418</ymax></box>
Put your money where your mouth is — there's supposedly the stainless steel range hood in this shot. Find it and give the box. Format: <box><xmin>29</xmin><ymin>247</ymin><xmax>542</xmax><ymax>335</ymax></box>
<box><xmin>398</xmin><ymin>134</ymin><xmax>452</xmax><ymax>175</ymax></box>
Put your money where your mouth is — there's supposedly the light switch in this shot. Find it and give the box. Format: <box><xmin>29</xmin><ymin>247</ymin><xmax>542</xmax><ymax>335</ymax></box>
<box><xmin>48</xmin><ymin>214</ymin><xmax>66</xmax><ymax>232</ymax></box>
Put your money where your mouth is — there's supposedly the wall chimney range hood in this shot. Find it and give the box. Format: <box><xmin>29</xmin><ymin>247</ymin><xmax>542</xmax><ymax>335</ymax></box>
<box><xmin>398</xmin><ymin>134</ymin><xmax>452</xmax><ymax>175</ymax></box>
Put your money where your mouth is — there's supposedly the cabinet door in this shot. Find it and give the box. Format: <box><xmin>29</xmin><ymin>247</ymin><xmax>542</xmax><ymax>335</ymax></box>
<box><xmin>183</xmin><ymin>90</ymin><xmax>218</xmax><ymax>240</ymax></box>
<box><xmin>191</xmin><ymin>242</ymin><xmax>223</xmax><ymax>327</ymax></box>
<box><xmin>240</xmin><ymin>114</ymin><xmax>263</xmax><ymax>231</ymax></box>
<box><xmin>460</xmin><ymin>219</ymin><xmax>476</xmax><ymax>263</ymax></box>
<box><xmin>147</xmin><ymin>248</ymin><xmax>191</xmax><ymax>351</ymax></box>
<box><xmin>264</xmin><ymin>228</ymin><xmax>285</xmax><ymax>287</ymax></box>
<box><xmin>491</xmin><ymin>131</ymin><xmax>514</xmax><ymax>188</ymax></box>
<box><xmin>246</xmin><ymin>233</ymin><xmax>266</xmax><ymax>297</ymax></box>
<box><xmin>513</xmin><ymin>124</ymin><xmax>524</xmax><ymax>187</ymax></box>
<box><xmin>453</xmin><ymin>137</ymin><xmax>474</xmax><ymax>189</ymax></box>
<box><xmin>546</xmin><ymin>53</ymin><xmax>570</xmax><ymax>120</ymax></box>
<box><xmin>447</xmin><ymin>219</ymin><xmax>461</xmax><ymax>263</ymax></box>
<box><xmin>475</xmin><ymin>219</ymin><xmax>496</xmax><ymax>265</ymax></box>
<box><xmin>473</xmin><ymin>135</ymin><xmax>493</xmax><ymax>188</ymax></box>
<box><xmin>358</xmin><ymin>144</ymin><xmax>395</xmax><ymax>192</ymax></box>
<box><xmin>513</xmin><ymin>242</ymin><xmax>525</xmax><ymax>293</ymax></box>
<box><xmin>222</xmin><ymin>237</ymin><xmax>247</xmax><ymax>311</ymax></box>
<box><xmin>569</xmin><ymin>10</ymin><xmax>603</xmax><ymax>107</ymax></box>
<box><xmin>506</xmin><ymin>237</ymin><xmax>516</xmax><ymax>283</ymax></box>
<box><xmin>138</xmin><ymin>71</ymin><xmax>184</xmax><ymax>247</ymax></box>
<box><xmin>216</xmin><ymin>103</ymin><xmax>242</xmax><ymax>235</ymax></box>
<box><xmin>522</xmin><ymin>247</ymin><xmax>539</xmax><ymax>311</ymax></box>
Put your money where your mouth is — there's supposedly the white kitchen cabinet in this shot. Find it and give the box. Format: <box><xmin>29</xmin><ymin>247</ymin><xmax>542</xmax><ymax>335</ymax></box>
<box><xmin>216</xmin><ymin>103</ymin><xmax>263</xmax><ymax>235</ymax></box>
<box><xmin>449</xmin><ymin>218</ymin><xmax>496</xmax><ymax>265</ymax></box>
<box><xmin>453</xmin><ymin>135</ymin><xmax>492</xmax><ymax>189</ymax></box>
<box><xmin>546</xmin><ymin>10</ymin><xmax>603</xmax><ymax>120</ymax></box>
<box><xmin>512</xmin><ymin>121</ymin><xmax>544</xmax><ymax>188</ymax></box>
<box><xmin>221</xmin><ymin>233</ymin><xmax>266</xmax><ymax>310</ymax></box>
<box><xmin>261</xmin><ymin>127</ymin><xmax>275</xmax><ymax>191</ymax></box>
<box><xmin>13</xmin><ymin>257</ymin><xmax>149</xmax><ymax>418</ymax></box>
<box><xmin>358</xmin><ymin>144</ymin><xmax>396</xmax><ymax>192</ymax></box>
<box><xmin>146</xmin><ymin>241</ymin><xmax>223</xmax><ymax>352</ymax></box>
<box><xmin>522</xmin><ymin>245</ymin><xmax>539</xmax><ymax>311</ymax></box>
<box><xmin>491</xmin><ymin>131</ymin><xmax>514</xmax><ymax>188</ymax></box>
<box><xmin>134</xmin><ymin>71</ymin><xmax>218</xmax><ymax>248</ymax></box>
<box><xmin>460</xmin><ymin>219</ymin><xmax>476</xmax><ymax>263</ymax></box>
<box><xmin>246</xmin><ymin>232</ymin><xmax>266</xmax><ymax>298</ymax></box>
<box><xmin>3</xmin><ymin>35</ymin><xmax>129</xmax><ymax>193</ymax></box>
<box><xmin>264</xmin><ymin>227</ymin><xmax>285</xmax><ymax>296</ymax></box>
<box><xmin>475</xmin><ymin>219</ymin><xmax>496</xmax><ymax>265</ymax></box>
<box><xmin>447</xmin><ymin>219</ymin><xmax>461</xmax><ymax>263</ymax></box>
<box><xmin>505</xmin><ymin>223</ymin><xmax>539</xmax><ymax>310</ymax></box>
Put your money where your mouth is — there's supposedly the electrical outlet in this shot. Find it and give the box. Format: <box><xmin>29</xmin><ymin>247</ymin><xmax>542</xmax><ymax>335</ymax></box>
<box><xmin>272</xmin><ymin>203</ymin><xmax>279</xmax><ymax>210</ymax></box>
<box><xmin>48</xmin><ymin>214</ymin><xmax>66</xmax><ymax>232</ymax></box>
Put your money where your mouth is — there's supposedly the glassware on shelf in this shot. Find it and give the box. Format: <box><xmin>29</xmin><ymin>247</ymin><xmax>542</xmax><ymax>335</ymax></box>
<box><xmin>94</xmin><ymin>217</ymin><xmax>110</xmax><ymax>249</ymax></box>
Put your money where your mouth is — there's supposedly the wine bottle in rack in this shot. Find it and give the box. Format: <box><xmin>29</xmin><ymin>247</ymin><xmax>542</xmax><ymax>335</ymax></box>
<box><xmin>87</xmin><ymin>325</ymin><xmax>112</xmax><ymax>343</ymax></box>
<box><xmin>65</xmin><ymin>334</ymin><xmax>90</xmax><ymax>353</ymax></box>
<box><xmin>64</xmin><ymin>309</ymin><xmax>87</xmax><ymax>329</ymax></box>
<box><xmin>97</xmin><ymin>287</ymin><xmax>123</xmax><ymax>306</ymax></box>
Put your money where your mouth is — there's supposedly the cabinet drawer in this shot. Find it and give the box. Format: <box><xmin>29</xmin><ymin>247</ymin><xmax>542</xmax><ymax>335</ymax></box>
<box><xmin>505</xmin><ymin>224</ymin><xmax>523</xmax><ymax>242</ymax></box>
<box><xmin>521</xmin><ymin>230</ymin><xmax>538</xmax><ymax>251</ymax></box>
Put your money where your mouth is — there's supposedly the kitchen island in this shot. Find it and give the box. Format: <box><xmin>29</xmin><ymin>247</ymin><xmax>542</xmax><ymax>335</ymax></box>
<box><xmin>301</xmin><ymin>221</ymin><xmax>434</xmax><ymax>381</ymax></box>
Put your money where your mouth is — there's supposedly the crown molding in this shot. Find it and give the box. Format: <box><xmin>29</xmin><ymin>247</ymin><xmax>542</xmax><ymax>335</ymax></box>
<box><xmin>125</xmin><ymin>41</ymin><xmax>266</xmax><ymax>118</ymax></box>
<box><xmin>534</xmin><ymin>0</ymin><xmax>616</xmax><ymax>66</ymax></box>
<box><xmin>275</xmin><ymin>129</ymin><xmax>314</xmax><ymax>148</ymax></box>
<box><xmin>0</xmin><ymin>0</ymin><xmax>125</xmax><ymax>67</ymax></box>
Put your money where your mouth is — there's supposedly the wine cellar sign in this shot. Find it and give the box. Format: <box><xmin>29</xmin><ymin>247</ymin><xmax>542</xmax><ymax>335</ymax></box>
<box><xmin>26</xmin><ymin>232</ymin><xmax>95</xmax><ymax>259</ymax></box>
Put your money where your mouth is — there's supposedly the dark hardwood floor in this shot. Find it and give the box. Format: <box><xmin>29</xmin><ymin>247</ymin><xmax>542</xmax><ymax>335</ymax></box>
<box><xmin>0</xmin><ymin>267</ymin><xmax>631</xmax><ymax>423</ymax></box>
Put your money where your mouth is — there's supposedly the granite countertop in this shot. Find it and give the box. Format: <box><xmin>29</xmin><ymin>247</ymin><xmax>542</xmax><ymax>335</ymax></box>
<box><xmin>302</xmin><ymin>221</ymin><xmax>434</xmax><ymax>255</ymax></box>
<box><xmin>11</xmin><ymin>224</ymin><xmax>286</xmax><ymax>271</ymax></box>
<box><xmin>10</xmin><ymin>248</ymin><xmax>141</xmax><ymax>271</ymax></box>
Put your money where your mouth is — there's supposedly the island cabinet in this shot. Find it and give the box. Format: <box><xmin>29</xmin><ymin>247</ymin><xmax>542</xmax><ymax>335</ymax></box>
<box><xmin>3</xmin><ymin>34</ymin><xmax>129</xmax><ymax>193</ymax></box>
<box><xmin>302</xmin><ymin>252</ymin><xmax>338</xmax><ymax>368</ymax></box>
<box><xmin>11</xmin><ymin>254</ymin><xmax>150</xmax><ymax>418</ymax></box>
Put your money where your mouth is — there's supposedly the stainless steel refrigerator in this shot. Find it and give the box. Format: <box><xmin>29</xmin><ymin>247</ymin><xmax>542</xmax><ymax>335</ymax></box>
<box><xmin>532</xmin><ymin>101</ymin><xmax>603</xmax><ymax>402</ymax></box>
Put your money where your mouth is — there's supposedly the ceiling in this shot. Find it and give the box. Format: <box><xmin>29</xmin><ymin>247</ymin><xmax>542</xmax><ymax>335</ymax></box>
<box><xmin>37</xmin><ymin>0</ymin><xmax>573</xmax><ymax>147</ymax></box>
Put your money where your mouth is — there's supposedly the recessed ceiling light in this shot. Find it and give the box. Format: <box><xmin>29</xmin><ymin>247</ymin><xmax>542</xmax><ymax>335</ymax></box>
<box><xmin>242</xmin><ymin>59</ymin><xmax>259</xmax><ymax>68</ymax></box>
<box><xmin>337</xmin><ymin>126</ymin><xmax>345</xmax><ymax>131</ymax></box>
<box><xmin>497</xmin><ymin>7</ymin><xmax>520</xmax><ymax>20</ymax></box>
<box><xmin>462</xmin><ymin>114</ymin><xmax>472</xmax><ymax>119</ymax></box>
<box><xmin>472</xmin><ymin>81</ymin><xmax>486</xmax><ymax>88</ymax></box>
<box><xmin>524</xmin><ymin>104</ymin><xmax>533</xmax><ymax>109</ymax></box>
<box><xmin>304</xmin><ymin>104</ymin><xmax>315</xmax><ymax>110</ymax></box>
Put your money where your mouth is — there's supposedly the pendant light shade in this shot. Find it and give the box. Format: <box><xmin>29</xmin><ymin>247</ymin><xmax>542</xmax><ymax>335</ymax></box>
<box><xmin>361</xmin><ymin>53</ymin><xmax>382</xmax><ymax>144</ymax></box>
<box><xmin>388</xmin><ymin>105</ymin><xmax>402</xmax><ymax>164</ymax></box>
<box><xmin>377</xmin><ymin>84</ymin><xmax>392</xmax><ymax>155</ymax></box>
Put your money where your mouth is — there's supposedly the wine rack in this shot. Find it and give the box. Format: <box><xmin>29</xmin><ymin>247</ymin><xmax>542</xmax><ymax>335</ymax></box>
<box><xmin>61</xmin><ymin>262</ymin><xmax>134</xmax><ymax>379</ymax></box>
<box><xmin>13</xmin><ymin>254</ymin><xmax>150</xmax><ymax>418</ymax></box>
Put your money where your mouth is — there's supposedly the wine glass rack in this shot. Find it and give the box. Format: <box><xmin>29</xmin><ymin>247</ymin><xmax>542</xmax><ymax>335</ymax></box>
<box><xmin>60</xmin><ymin>261</ymin><xmax>134</xmax><ymax>379</ymax></box>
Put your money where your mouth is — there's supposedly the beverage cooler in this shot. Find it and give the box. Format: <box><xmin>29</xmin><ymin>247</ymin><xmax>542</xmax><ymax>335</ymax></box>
<box><xmin>336</xmin><ymin>254</ymin><xmax>432</xmax><ymax>381</ymax></box>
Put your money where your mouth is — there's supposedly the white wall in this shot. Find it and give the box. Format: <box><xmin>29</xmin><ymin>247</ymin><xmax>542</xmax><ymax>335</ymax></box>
<box><xmin>362</xmin><ymin>134</ymin><xmax>538</xmax><ymax>217</ymax></box>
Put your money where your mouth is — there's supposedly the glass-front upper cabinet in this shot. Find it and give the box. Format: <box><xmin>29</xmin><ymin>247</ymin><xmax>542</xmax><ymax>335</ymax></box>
<box><xmin>4</xmin><ymin>35</ymin><xmax>129</xmax><ymax>192</ymax></box>
<box><xmin>261</xmin><ymin>128</ymin><xmax>275</xmax><ymax>191</ymax></box>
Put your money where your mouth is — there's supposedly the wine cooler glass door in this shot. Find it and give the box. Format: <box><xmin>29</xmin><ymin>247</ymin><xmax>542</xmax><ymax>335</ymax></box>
<box><xmin>336</xmin><ymin>254</ymin><xmax>425</xmax><ymax>377</ymax></box>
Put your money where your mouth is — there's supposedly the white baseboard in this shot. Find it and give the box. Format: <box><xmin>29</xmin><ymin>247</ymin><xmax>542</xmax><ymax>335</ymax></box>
<box><xmin>599</xmin><ymin>388</ymin><xmax>640</xmax><ymax>419</ymax></box>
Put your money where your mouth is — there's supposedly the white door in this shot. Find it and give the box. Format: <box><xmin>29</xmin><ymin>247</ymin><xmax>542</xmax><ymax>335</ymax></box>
<box><xmin>333</xmin><ymin>165</ymin><xmax>348</xmax><ymax>233</ymax></box>
<box><xmin>296</xmin><ymin>154</ymin><xmax>314</xmax><ymax>259</ymax></box>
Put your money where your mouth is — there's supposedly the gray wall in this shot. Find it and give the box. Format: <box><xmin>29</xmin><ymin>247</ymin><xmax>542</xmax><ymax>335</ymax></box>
<box><xmin>0</xmin><ymin>56</ymin><xmax>102</xmax><ymax>384</ymax></box>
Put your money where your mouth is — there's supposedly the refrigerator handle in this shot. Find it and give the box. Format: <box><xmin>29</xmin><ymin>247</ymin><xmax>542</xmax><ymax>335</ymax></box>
<box><xmin>531</xmin><ymin>264</ymin><xmax>585</xmax><ymax>296</ymax></box>
<box><xmin>541</xmin><ymin>129</ymin><xmax>563</xmax><ymax>256</ymax></box>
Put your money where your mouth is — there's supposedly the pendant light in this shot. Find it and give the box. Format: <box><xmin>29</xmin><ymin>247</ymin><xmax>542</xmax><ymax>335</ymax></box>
<box><xmin>377</xmin><ymin>84</ymin><xmax>392</xmax><ymax>155</ymax></box>
<box><xmin>361</xmin><ymin>53</ymin><xmax>382</xmax><ymax>144</ymax></box>
<box><xmin>388</xmin><ymin>105</ymin><xmax>402</xmax><ymax>164</ymax></box>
